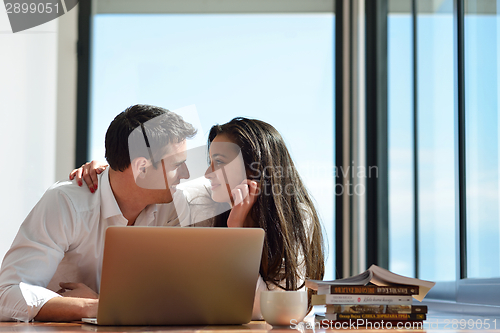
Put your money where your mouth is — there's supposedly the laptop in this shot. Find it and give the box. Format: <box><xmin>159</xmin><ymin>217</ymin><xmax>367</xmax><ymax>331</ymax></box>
<box><xmin>82</xmin><ymin>226</ymin><xmax>264</xmax><ymax>326</ymax></box>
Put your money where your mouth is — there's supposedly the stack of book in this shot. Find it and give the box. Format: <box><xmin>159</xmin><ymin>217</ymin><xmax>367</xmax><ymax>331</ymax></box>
<box><xmin>306</xmin><ymin>265</ymin><xmax>435</xmax><ymax>327</ymax></box>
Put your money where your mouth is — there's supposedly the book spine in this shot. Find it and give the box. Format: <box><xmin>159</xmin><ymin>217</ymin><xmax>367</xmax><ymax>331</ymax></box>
<box><xmin>321</xmin><ymin>313</ymin><xmax>426</xmax><ymax>321</ymax></box>
<box><xmin>312</xmin><ymin>294</ymin><xmax>413</xmax><ymax>305</ymax></box>
<box><xmin>315</xmin><ymin>318</ymin><xmax>426</xmax><ymax>328</ymax></box>
<box><xmin>317</xmin><ymin>285</ymin><xmax>419</xmax><ymax>296</ymax></box>
<box><xmin>407</xmin><ymin>305</ymin><xmax>427</xmax><ymax>313</ymax></box>
<box><xmin>325</xmin><ymin>304</ymin><xmax>428</xmax><ymax>314</ymax></box>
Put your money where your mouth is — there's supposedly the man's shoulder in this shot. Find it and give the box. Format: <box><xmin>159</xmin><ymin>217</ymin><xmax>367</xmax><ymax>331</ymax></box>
<box><xmin>176</xmin><ymin>178</ymin><xmax>211</xmax><ymax>202</ymax></box>
<box><xmin>176</xmin><ymin>178</ymin><xmax>229</xmax><ymax>225</ymax></box>
<box><xmin>44</xmin><ymin>179</ymin><xmax>100</xmax><ymax>213</ymax></box>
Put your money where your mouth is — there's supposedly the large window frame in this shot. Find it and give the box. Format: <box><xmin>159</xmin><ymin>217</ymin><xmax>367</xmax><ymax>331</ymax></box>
<box><xmin>76</xmin><ymin>0</ymin><xmax>337</xmax><ymax>275</ymax></box>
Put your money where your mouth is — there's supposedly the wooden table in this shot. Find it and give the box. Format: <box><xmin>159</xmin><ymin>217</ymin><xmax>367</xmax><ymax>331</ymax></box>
<box><xmin>1</xmin><ymin>314</ymin><xmax>500</xmax><ymax>332</ymax></box>
<box><xmin>0</xmin><ymin>312</ymin><xmax>500</xmax><ymax>333</ymax></box>
<box><xmin>2</xmin><ymin>321</ymin><xmax>273</xmax><ymax>333</ymax></box>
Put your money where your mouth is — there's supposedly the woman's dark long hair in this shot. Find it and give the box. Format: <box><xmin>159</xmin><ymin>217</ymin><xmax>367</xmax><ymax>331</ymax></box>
<box><xmin>208</xmin><ymin>117</ymin><xmax>325</xmax><ymax>309</ymax></box>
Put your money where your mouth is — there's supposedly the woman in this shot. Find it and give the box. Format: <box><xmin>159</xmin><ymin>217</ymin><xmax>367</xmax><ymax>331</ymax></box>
<box><xmin>71</xmin><ymin>117</ymin><xmax>325</xmax><ymax>318</ymax></box>
<box><xmin>205</xmin><ymin>118</ymin><xmax>325</xmax><ymax>318</ymax></box>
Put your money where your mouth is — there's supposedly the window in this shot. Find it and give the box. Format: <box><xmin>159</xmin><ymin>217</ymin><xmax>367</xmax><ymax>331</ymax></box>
<box><xmin>464</xmin><ymin>0</ymin><xmax>500</xmax><ymax>279</ymax></box>
<box><xmin>84</xmin><ymin>0</ymin><xmax>336</xmax><ymax>279</ymax></box>
<box><xmin>388</xmin><ymin>0</ymin><xmax>456</xmax><ymax>282</ymax></box>
<box><xmin>388</xmin><ymin>0</ymin><xmax>415</xmax><ymax>278</ymax></box>
<box><xmin>388</xmin><ymin>0</ymin><xmax>500</xmax><ymax>308</ymax></box>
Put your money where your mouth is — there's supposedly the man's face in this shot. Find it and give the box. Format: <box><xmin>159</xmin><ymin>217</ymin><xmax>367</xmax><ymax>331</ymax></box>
<box><xmin>135</xmin><ymin>140</ymin><xmax>190</xmax><ymax>203</ymax></box>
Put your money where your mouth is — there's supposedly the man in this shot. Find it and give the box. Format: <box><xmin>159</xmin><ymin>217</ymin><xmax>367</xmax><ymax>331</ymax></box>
<box><xmin>0</xmin><ymin>104</ymin><xmax>197</xmax><ymax>322</ymax></box>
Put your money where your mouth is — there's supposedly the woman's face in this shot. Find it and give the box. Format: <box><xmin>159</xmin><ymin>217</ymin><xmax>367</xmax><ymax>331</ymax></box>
<box><xmin>204</xmin><ymin>134</ymin><xmax>247</xmax><ymax>203</ymax></box>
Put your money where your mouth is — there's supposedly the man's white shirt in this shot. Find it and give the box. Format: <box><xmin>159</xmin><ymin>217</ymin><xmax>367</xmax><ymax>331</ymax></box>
<box><xmin>0</xmin><ymin>168</ymin><xmax>189</xmax><ymax>322</ymax></box>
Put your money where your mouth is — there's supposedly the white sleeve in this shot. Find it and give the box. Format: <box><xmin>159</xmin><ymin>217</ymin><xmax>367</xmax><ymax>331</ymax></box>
<box><xmin>251</xmin><ymin>276</ymin><xmax>267</xmax><ymax>321</ymax></box>
<box><xmin>0</xmin><ymin>188</ymin><xmax>76</xmax><ymax>322</ymax></box>
<box><xmin>177</xmin><ymin>178</ymin><xmax>229</xmax><ymax>226</ymax></box>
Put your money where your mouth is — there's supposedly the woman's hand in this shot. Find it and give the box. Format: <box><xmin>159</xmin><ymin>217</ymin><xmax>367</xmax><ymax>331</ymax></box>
<box><xmin>227</xmin><ymin>180</ymin><xmax>260</xmax><ymax>227</ymax></box>
<box><xmin>69</xmin><ymin>161</ymin><xmax>108</xmax><ymax>193</ymax></box>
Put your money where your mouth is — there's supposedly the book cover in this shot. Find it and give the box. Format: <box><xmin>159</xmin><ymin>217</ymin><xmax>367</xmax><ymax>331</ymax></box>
<box><xmin>306</xmin><ymin>264</ymin><xmax>435</xmax><ymax>301</ymax></box>
<box><xmin>314</xmin><ymin>317</ymin><xmax>425</xmax><ymax>328</ymax></box>
<box><xmin>318</xmin><ymin>285</ymin><xmax>419</xmax><ymax>296</ymax></box>
<box><xmin>318</xmin><ymin>312</ymin><xmax>427</xmax><ymax>321</ymax></box>
<box><xmin>325</xmin><ymin>304</ymin><xmax>428</xmax><ymax>314</ymax></box>
<box><xmin>312</xmin><ymin>294</ymin><xmax>413</xmax><ymax>305</ymax></box>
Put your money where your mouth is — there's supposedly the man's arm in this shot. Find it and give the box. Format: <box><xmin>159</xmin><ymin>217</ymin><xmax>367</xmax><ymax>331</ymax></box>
<box><xmin>35</xmin><ymin>297</ymin><xmax>98</xmax><ymax>322</ymax></box>
<box><xmin>0</xmin><ymin>185</ymin><xmax>80</xmax><ymax>321</ymax></box>
<box><xmin>29</xmin><ymin>275</ymin><xmax>99</xmax><ymax>322</ymax></box>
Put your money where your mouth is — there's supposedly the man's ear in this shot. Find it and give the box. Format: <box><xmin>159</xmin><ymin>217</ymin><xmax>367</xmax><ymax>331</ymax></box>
<box><xmin>131</xmin><ymin>157</ymin><xmax>149</xmax><ymax>180</ymax></box>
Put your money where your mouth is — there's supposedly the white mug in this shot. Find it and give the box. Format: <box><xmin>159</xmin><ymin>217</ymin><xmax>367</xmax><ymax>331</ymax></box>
<box><xmin>260</xmin><ymin>290</ymin><xmax>308</xmax><ymax>326</ymax></box>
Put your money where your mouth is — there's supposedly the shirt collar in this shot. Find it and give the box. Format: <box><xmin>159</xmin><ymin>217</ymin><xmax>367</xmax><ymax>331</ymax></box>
<box><xmin>100</xmin><ymin>168</ymin><xmax>123</xmax><ymax>221</ymax></box>
<box><xmin>135</xmin><ymin>204</ymin><xmax>158</xmax><ymax>226</ymax></box>
<box><xmin>100</xmin><ymin>167</ymin><xmax>159</xmax><ymax>225</ymax></box>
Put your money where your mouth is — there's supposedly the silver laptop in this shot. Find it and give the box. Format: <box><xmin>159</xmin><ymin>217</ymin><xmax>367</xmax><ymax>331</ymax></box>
<box><xmin>83</xmin><ymin>226</ymin><xmax>264</xmax><ymax>326</ymax></box>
